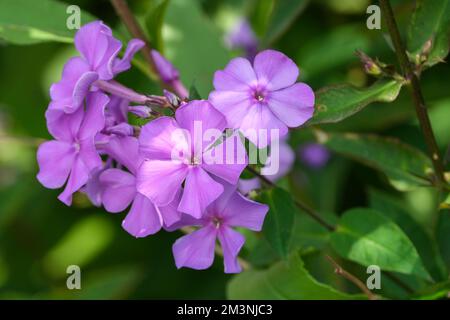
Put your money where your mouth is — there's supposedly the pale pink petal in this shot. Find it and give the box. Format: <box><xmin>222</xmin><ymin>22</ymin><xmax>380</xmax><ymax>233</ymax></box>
<box><xmin>253</xmin><ymin>49</ymin><xmax>299</xmax><ymax>90</ymax></box>
<box><xmin>208</xmin><ymin>91</ymin><xmax>252</xmax><ymax>129</ymax></box>
<box><xmin>78</xmin><ymin>92</ymin><xmax>108</xmax><ymax>140</ymax></box>
<box><xmin>58</xmin><ymin>157</ymin><xmax>90</xmax><ymax>206</ymax></box>
<box><xmin>159</xmin><ymin>189</ymin><xmax>183</xmax><ymax>228</ymax></box>
<box><xmin>267</xmin><ymin>83</ymin><xmax>315</xmax><ymax>127</ymax></box>
<box><xmin>172</xmin><ymin>225</ymin><xmax>217</xmax><ymax>270</ymax></box>
<box><xmin>136</xmin><ymin>160</ymin><xmax>188</xmax><ymax>206</ymax></box>
<box><xmin>178</xmin><ymin>167</ymin><xmax>224</xmax><ymax>218</ymax></box>
<box><xmin>104</xmin><ymin>136</ymin><xmax>140</xmax><ymax>174</ymax></box>
<box><xmin>45</xmin><ymin>103</ymin><xmax>83</xmax><ymax>142</ymax></box>
<box><xmin>113</xmin><ymin>39</ymin><xmax>145</xmax><ymax>75</ymax></box>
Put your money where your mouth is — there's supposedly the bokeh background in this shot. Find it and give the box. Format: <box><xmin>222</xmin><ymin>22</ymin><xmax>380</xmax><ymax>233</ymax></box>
<box><xmin>0</xmin><ymin>0</ymin><xmax>449</xmax><ymax>299</ymax></box>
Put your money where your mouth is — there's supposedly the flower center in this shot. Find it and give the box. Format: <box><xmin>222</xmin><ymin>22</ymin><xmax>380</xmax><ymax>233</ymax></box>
<box><xmin>73</xmin><ymin>142</ymin><xmax>81</xmax><ymax>153</ymax></box>
<box><xmin>189</xmin><ymin>155</ymin><xmax>201</xmax><ymax>166</ymax></box>
<box><xmin>212</xmin><ymin>216</ymin><xmax>223</xmax><ymax>228</ymax></box>
<box><xmin>254</xmin><ymin>91</ymin><xmax>265</xmax><ymax>102</ymax></box>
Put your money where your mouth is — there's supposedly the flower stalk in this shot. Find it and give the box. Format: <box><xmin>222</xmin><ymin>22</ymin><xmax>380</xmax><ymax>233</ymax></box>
<box><xmin>379</xmin><ymin>0</ymin><xmax>446</xmax><ymax>188</ymax></box>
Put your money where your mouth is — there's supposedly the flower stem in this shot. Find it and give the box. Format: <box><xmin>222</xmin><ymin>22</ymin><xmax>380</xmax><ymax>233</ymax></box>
<box><xmin>245</xmin><ymin>166</ymin><xmax>335</xmax><ymax>231</ymax></box>
<box><xmin>379</xmin><ymin>0</ymin><xmax>446</xmax><ymax>187</ymax></box>
<box><xmin>325</xmin><ymin>255</ymin><xmax>378</xmax><ymax>300</ymax></box>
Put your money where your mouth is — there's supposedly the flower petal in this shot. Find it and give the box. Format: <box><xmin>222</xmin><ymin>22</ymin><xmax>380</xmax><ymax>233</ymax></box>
<box><xmin>58</xmin><ymin>157</ymin><xmax>90</xmax><ymax>206</ymax></box>
<box><xmin>139</xmin><ymin>117</ymin><xmax>188</xmax><ymax>161</ymax></box>
<box><xmin>208</xmin><ymin>90</ymin><xmax>252</xmax><ymax>129</ymax></box>
<box><xmin>113</xmin><ymin>39</ymin><xmax>145</xmax><ymax>75</ymax></box>
<box><xmin>46</xmin><ymin>102</ymin><xmax>84</xmax><ymax>142</ymax></box>
<box><xmin>159</xmin><ymin>189</ymin><xmax>183</xmax><ymax>228</ymax></box>
<box><xmin>239</xmin><ymin>103</ymin><xmax>288</xmax><ymax>148</ymax></box>
<box><xmin>122</xmin><ymin>193</ymin><xmax>162</xmax><ymax>237</ymax></box>
<box><xmin>136</xmin><ymin>159</ymin><xmax>188</xmax><ymax>206</ymax></box>
<box><xmin>78</xmin><ymin>92</ymin><xmax>108</xmax><ymax>140</ymax></box>
<box><xmin>172</xmin><ymin>225</ymin><xmax>217</xmax><ymax>270</ymax></box>
<box><xmin>36</xmin><ymin>140</ymin><xmax>76</xmax><ymax>189</ymax></box>
<box><xmin>178</xmin><ymin>167</ymin><xmax>224</xmax><ymax>218</ymax></box>
<box><xmin>150</xmin><ymin>49</ymin><xmax>179</xmax><ymax>83</ymax></box>
<box><xmin>50</xmin><ymin>57</ymin><xmax>91</xmax><ymax>102</ymax></box>
<box><xmin>267</xmin><ymin>83</ymin><xmax>315</xmax><ymax>127</ymax></box>
<box><xmin>213</xmin><ymin>57</ymin><xmax>256</xmax><ymax>91</ymax></box>
<box><xmin>104</xmin><ymin>136</ymin><xmax>140</xmax><ymax>174</ymax></box>
<box><xmin>100</xmin><ymin>168</ymin><xmax>136</xmax><ymax>213</ymax></box>
<box><xmin>253</xmin><ymin>49</ymin><xmax>299</xmax><ymax>90</ymax></box>
<box><xmin>217</xmin><ymin>226</ymin><xmax>245</xmax><ymax>273</ymax></box>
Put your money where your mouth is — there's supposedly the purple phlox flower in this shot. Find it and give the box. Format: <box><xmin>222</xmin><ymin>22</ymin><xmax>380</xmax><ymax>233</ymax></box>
<box><xmin>50</xmin><ymin>21</ymin><xmax>144</xmax><ymax>114</ymax></box>
<box><xmin>209</xmin><ymin>49</ymin><xmax>315</xmax><ymax>148</ymax></box>
<box><xmin>137</xmin><ymin>100</ymin><xmax>248</xmax><ymax>218</ymax></box>
<box><xmin>238</xmin><ymin>136</ymin><xmax>295</xmax><ymax>194</ymax></box>
<box><xmin>299</xmin><ymin>143</ymin><xmax>330</xmax><ymax>169</ymax></box>
<box><xmin>226</xmin><ymin>19</ymin><xmax>258</xmax><ymax>61</ymax></box>
<box><xmin>37</xmin><ymin>92</ymin><xmax>109</xmax><ymax>205</ymax></box>
<box><xmin>100</xmin><ymin>135</ymin><xmax>182</xmax><ymax>237</ymax></box>
<box><xmin>151</xmin><ymin>50</ymin><xmax>188</xmax><ymax>99</ymax></box>
<box><xmin>83</xmin><ymin>158</ymin><xmax>113</xmax><ymax>207</ymax></box>
<box><xmin>171</xmin><ymin>180</ymin><xmax>268</xmax><ymax>273</ymax></box>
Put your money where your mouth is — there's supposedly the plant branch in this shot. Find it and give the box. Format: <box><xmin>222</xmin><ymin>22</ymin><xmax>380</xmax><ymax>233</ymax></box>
<box><xmin>379</xmin><ymin>0</ymin><xmax>446</xmax><ymax>187</ymax></box>
<box><xmin>325</xmin><ymin>255</ymin><xmax>378</xmax><ymax>300</ymax></box>
<box><xmin>181</xmin><ymin>227</ymin><xmax>251</xmax><ymax>271</ymax></box>
<box><xmin>245</xmin><ymin>166</ymin><xmax>335</xmax><ymax>231</ymax></box>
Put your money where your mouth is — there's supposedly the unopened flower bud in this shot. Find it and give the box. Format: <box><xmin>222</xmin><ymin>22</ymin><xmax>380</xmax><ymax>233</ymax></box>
<box><xmin>128</xmin><ymin>105</ymin><xmax>152</xmax><ymax>118</ymax></box>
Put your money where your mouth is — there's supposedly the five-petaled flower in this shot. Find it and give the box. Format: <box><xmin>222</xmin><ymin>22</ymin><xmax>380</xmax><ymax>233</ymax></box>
<box><xmin>209</xmin><ymin>49</ymin><xmax>315</xmax><ymax>148</ymax></box>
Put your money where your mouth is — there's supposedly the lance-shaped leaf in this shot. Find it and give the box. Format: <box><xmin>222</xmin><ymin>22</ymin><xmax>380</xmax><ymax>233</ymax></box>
<box><xmin>315</xmin><ymin>131</ymin><xmax>433</xmax><ymax>191</ymax></box>
<box><xmin>407</xmin><ymin>0</ymin><xmax>450</xmax><ymax>67</ymax></box>
<box><xmin>308</xmin><ymin>80</ymin><xmax>403</xmax><ymax>125</ymax></box>
<box><xmin>330</xmin><ymin>208</ymin><xmax>431</xmax><ymax>280</ymax></box>
<box><xmin>0</xmin><ymin>0</ymin><xmax>95</xmax><ymax>45</ymax></box>
<box><xmin>227</xmin><ymin>252</ymin><xmax>365</xmax><ymax>299</ymax></box>
<box><xmin>257</xmin><ymin>187</ymin><xmax>296</xmax><ymax>258</ymax></box>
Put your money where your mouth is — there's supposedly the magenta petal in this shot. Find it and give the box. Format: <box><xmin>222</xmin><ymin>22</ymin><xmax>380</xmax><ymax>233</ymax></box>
<box><xmin>213</xmin><ymin>57</ymin><xmax>257</xmax><ymax>91</ymax></box>
<box><xmin>78</xmin><ymin>92</ymin><xmax>108</xmax><ymax>140</ymax></box>
<box><xmin>113</xmin><ymin>39</ymin><xmax>145</xmax><ymax>75</ymax></box>
<box><xmin>36</xmin><ymin>140</ymin><xmax>76</xmax><ymax>189</ymax></box>
<box><xmin>172</xmin><ymin>225</ymin><xmax>217</xmax><ymax>270</ymax></box>
<box><xmin>122</xmin><ymin>193</ymin><xmax>162</xmax><ymax>237</ymax></box>
<box><xmin>238</xmin><ymin>178</ymin><xmax>261</xmax><ymax>194</ymax></box>
<box><xmin>217</xmin><ymin>226</ymin><xmax>245</xmax><ymax>273</ymax></box>
<box><xmin>178</xmin><ymin>167</ymin><xmax>224</xmax><ymax>218</ymax></box>
<box><xmin>100</xmin><ymin>168</ymin><xmax>136</xmax><ymax>213</ymax></box>
<box><xmin>221</xmin><ymin>191</ymin><xmax>268</xmax><ymax>231</ymax></box>
<box><xmin>239</xmin><ymin>103</ymin><xmax>288</xmax><ymax>148</ymax></box>
<box><xmin>208</xmin><ymin>91</ymin><xmax>251</xmax><ymax>130</ymax></box>
<box><xmin>84</xmin><ymin>166</ymin><xmax>106</xmax><ymax>207</ymax></box>
<box><xmin>268</xmin><ymin>83</ymin><xmax>315</xmax><ymax>127</ymax></box>
<box><xmin>104</xmin><ymin>136</ymin><xmax>140</xmax><ymax>174</ymax></box>
<box><xmin>58</xmin><ymin>157</ymin><xmax>90</xmax><ymax>206</ymax></box>
<box><xmin>136</xmin><ymin>160</ymin><xmax>188</xmax><ymax>206</ymax></box>
<box><xmin>139</xmin><ymin>117</ymin><xmax>188</xmax><ymax>160</ymax></box>
<box><xmin>159</xmin><ymin>189</ymin><xmax>182</xmax><ymax>228</ymax></box>
<box><xmin>253</xmin><ymin>50</ymin><xmax>299</xmax><ymax>90</ymax></box>
<box><xmin>50</xmin><ymin>57</ymin><xmax>91</xmax><ymax>102</ymax></box>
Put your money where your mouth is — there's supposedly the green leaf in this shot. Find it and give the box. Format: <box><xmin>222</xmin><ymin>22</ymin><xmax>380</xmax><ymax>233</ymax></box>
<box><xmin>145</xmin><ymin>0</ymin><xmax>169</xmax><ymax>52</ymax></box>
<box><xmin>257</xmin><ymin>187</ymin><xmax>296</xmax><ymax>258</ymax></box>
<box><xmin>437</xmin><ymin>210</ymin><xmax>450</xmax><ymax>268</ymax></box>
<box><xmin>330</xmin><ymin>208</ymin><xmax>431</xmax><ymax>280</ymax></box>
<box><xmin>315</xmin><ymin>131</ymin><xmax>433</xmax><ymax>191</ymax></box>
<box><xmin>188</xmin><ymin>83</ymin><xmax>202</xmax><ymax>100</ymax></box>
<box><xmin>308</xmin><ymin>80</ymin><xmax>403</xmax><ymax>125</ymax></box>
<box><xmin>369</xmin><ymin>189</ymin><xmax>447</xmax><ymax>281</ymax></box>
<box><xmin>227</xmin><ymin>252</ymin><xmax>364</xmax><ymax>299</ymax></box>
<box><xmin>163</xmin><ymin>0</ymin><xmax>229</xmax><ymax>97</ymax></box>
<box><xmin>407</xmin><ymin>0</ymin><xmax>450</xmax><ymax>67</ymax></box>
<box><xmin>263</xmin><ymin>0</ymin><xmax>309</xmax><ymax>45</ymax></box>
<box><xmin>0</xmin><ymin>0</ymin><xmax>95</xmax><ymax>45</ymax></box>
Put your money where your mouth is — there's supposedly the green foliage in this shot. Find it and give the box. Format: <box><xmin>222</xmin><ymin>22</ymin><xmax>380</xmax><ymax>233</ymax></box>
<box><xmin>308</xmin><ymin>80</ymin><xmax>403</xmax><ymax>125</ymax></box>
<box><xmin>258</xmin><ymin>187</ymin><xmax>296</xmax><ymax>258</ymax></box>
<box><xmin>330</xmin><ymin>208</ymin><xmax>431</xmax><ymax>280</ymax></box>
<box><xmin>145</xmin><ymin>0</ymin><xmax>169</xmax><ymax>52</ymax></box>
<box><xmin>316</xmin><ymin>131</ymin><xmax>433</xmax><ymax>191</ymax></box>
<box><xmin>0</xmin><ymin>0</ymin><xmax>95</xmax><ymax>44</ymax></box>
<box><xmin>407</xmin><ymin>0</ymin><xmax>450</xmax><ymax>67</ymax></box>
<box><xmin>227</xmin><ymin>252</ymin><xmax>364</xmax><ymax>299</ymax></box>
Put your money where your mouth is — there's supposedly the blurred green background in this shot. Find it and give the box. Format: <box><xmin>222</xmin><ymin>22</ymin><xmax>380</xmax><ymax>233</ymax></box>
<box><xmin>0</xmin><ymin>0</ymin><xmax>449</xmax><ymax>299</ymax></box>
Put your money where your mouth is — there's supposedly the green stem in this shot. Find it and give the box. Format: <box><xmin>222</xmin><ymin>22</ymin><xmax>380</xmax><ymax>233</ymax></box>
<box><xmin>379</xmin><ymin>0</ymin><xmax>446</xmax><ymax>188</ymax></box>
